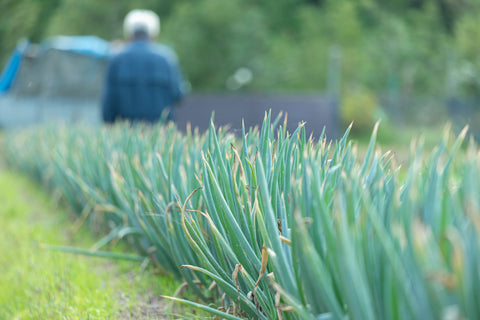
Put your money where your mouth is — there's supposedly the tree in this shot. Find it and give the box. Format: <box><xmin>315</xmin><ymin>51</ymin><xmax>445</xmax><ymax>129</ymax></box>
<box><xmin>0</xmin><ymin>0</ymin><xmax>45</xmax><ymax>66</ymax></box>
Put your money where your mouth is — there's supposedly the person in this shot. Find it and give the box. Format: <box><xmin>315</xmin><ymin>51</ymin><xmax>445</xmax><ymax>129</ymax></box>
<box><xmin>102</xmin><ymin>9</ymin><xmax>185</xmax><ymax>124</ymax></box>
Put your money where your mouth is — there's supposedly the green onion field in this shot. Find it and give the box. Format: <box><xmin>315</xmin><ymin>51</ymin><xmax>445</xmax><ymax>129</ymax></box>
<box><xmin>1</xmin><ymin>116</ymin><xmax>479</xmax><ymax>319</ymax></box>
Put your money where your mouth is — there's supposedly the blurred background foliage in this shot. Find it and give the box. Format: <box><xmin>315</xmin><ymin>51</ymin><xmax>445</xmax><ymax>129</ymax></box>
<box><xmin>1</xmin><ymin>0</ymin><xmax>480</xmax><ymax>132</ymax></box>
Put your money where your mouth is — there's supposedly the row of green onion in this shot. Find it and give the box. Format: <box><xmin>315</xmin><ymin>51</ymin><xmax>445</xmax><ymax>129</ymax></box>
<box><xmin>2</xmin><ymin>114</ymin><xmax>479</xmax><ymax>319</ymax></box>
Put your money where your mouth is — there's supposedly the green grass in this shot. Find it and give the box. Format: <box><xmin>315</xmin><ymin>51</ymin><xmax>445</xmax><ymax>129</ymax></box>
<box><xmin>0</xmin><ymin>169</ymin><xmax>185</xmax><ymax>319</ymax></box>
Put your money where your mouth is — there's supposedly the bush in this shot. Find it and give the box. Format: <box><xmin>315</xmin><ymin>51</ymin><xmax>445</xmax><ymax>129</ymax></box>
<box><xmin>340</xmin><ymin>86</ymin><xmax>382</xmax><ymax>134</ymax></box>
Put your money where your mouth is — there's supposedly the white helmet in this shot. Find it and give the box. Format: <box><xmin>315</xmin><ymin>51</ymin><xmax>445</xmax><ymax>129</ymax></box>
<box><xmin>123</xmin><ymin>9</ymin><xmax>160</xmax><ymax>39</ymax></box>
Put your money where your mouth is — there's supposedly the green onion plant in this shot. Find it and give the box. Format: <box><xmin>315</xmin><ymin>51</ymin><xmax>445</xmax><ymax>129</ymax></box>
<box><xmin>3</xmin><ymin>116</ymin><xmax>479</xmax><ymax>320</ymax></box>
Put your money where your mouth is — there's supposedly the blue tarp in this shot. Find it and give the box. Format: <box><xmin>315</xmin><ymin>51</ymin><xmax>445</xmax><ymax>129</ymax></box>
<box><xmin>0</xmin><ymin>40</ymin><xmax>28</xmax><ymax>94</ymax></box>
<box><xmin>41</xmin><ymin>35</ymin><xmax>110</xmax><ymax>58</ymax></box>
<box><xmin>0</xmin><ymin>36</ymin><xmax>110</xmax><ymax>95</ymax></box>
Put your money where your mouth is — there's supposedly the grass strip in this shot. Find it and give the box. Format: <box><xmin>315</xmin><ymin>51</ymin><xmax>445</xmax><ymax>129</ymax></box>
<box><xmin>0</xmin><ymin>169</ymin><xmax>182</xmax><ymax>319</ymax></box>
